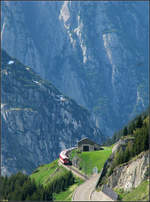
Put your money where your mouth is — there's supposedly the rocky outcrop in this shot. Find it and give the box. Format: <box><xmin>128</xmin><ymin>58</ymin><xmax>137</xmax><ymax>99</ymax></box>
<box><xmin>96</xmin><ymin>136</ymin><xmax>148</xmax><ymax>191</ymax></box>
<box><xmin>107</xmin><ymin>151</ymin><xmax>149</xmax><ymax>191</ymax></box>
<box><xmin>1</xmin><ymin>50</ymin><xmax>104</xmax><ymax>176</ymax></box>
<box><xmin>112</xmin><ymin>137</ymin><xmax>135</xmax><ymax>154</ymax></box>
<box><xmin>1</xmin><ymin>1</ymin><xmax>149</xmax><ymax>136</ymax></box>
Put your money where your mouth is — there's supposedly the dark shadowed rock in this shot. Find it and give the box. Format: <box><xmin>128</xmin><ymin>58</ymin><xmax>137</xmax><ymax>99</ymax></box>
<box><xmin>1</xmin><ymin>50</ymin><xmax>104</xmax><ymax>175</ymax></box>
<box><xmin>1</xmin><ymin>1</ymin><xmax>149</xmax><ymax>136</ymax></box>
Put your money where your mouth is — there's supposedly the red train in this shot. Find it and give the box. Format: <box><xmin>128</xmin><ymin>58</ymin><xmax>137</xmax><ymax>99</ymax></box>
<box><xmin>59</xmin><ymin>147</ymin><xmax>76</xmax><ymax>165</ymax></box>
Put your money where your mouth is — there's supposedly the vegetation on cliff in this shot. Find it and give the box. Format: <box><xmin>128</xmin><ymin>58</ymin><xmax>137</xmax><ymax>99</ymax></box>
<box><xmin>110</xmin><ymin>115</ymin><xmax>149</xmax><ymax>174</ymax></box>
<box><xmin>105</xmin><ymin>108</ymin><xmax>149</xmax><ymax>146</ymax></box>
<box><xmin>115</xmin><ymin>179</ymin><xmax>149</xmax><ymax>201</ymax></box>
<box><xmin>97</xmin><ymin>110</ymin><xmax>149</xmax><ymax>201</ymax></box>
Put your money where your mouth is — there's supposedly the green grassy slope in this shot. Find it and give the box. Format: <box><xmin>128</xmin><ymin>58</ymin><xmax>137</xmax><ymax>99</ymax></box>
<box><xmin>70</xmin><ymin>146</ymin><xmax>113</xmax><ymax>176</ymax></box>
<box><xmin>30</xmin><ymin>159</ymin><xmax>59</xmax><ymax>186</ymax></box>
<box><xmin>53</xmin><ymin>178</ymin><xmax>83</xmax><ymax>201</ymax></box>
<box><xmin>30</xmin><ymin>146</ymin><xmax>113</xmax><ymax>200</ymax></box>
<box><xmin>115</xmin><ymin>180</ymin><xmax>149</xmax><ymax>201</ymax></box>
<box><xmin>30</xmin><ymin>159</ymin><xmax>84</xmax><ymax>201</ymax></box>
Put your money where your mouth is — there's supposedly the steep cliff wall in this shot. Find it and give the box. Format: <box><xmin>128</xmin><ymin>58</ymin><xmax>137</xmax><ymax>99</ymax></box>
<box><xmin>1</xmin><ymin>1</ymin><xmax>149</xmax><ymax>136</ymax></box>
<box><xmin>107</xmin><ymin>151</ymin><xmax>149</xmax><ymax>191</ymax></box>
<box><xmin>1</xmin><ymin>50</ymin><xmax>104</xmax><ymax>175</ymax></box>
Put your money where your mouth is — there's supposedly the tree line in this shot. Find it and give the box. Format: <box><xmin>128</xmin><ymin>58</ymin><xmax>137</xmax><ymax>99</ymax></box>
<box><xmin>104</xmin><ymin>107</ymin><xmax>149</xmax><ymax>146</ymax></box>
<box><xmin>109</xmin><ymin>115</ymin><xmax>149</xmax><ymax>175</ymax></box>
<box><xmin>0</xmin><ymin>169</ymin><xmax>74</xmax><ymax>201</ymax></box>
<box><xmin>0</xmin><ymin>172</ymin><xmax>52</xmax><ymax>201</ymax></box>
<box><xmin>45</xmin><ymin>168</ymin><xmax>74</xmax><ymax>195</ymax></box>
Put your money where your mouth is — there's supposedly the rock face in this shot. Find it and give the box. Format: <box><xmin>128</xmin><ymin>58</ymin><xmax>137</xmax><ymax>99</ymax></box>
<box><xmin>1</xmin><ymin>1</ymin><xmax>149</xmax><ymax>136</ymax></box>
<box><xmin>1</xmin><ymin>50</ymin><xmax>104</xmax><ymax>175</ymax></box>
<box><xmin>107</xmin><ymin>151</ymin><xmax>149</xmax><ymax>191</ymax></box>
<box><xmin>111</xmin><ymin>137</ymin><xmax>134</xmax><ymax>154</ymax></box>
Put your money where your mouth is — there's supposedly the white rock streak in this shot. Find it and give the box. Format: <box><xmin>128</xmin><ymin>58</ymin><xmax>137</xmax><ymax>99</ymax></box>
<box><xmin>2</xmin><ymin>69</ymin><xmax>8</xmax><ymax>75</ymax></box>
<box><xmin>74</xmin><ymin>15</ymin><xmax>87</xmax><ymax>63</ymax></box>
<box><xmin>103</xmin><ymin>33</ymin><xmax>116</xmax><ymax>85</ymax></box>
<box><xmin>59</xmin><ymin>1</ymin><xmax>76</xmax><ymax>47</ymax></box>
<box><xmin>1</xmin><ymin>21</ymin><xmax>6</xmax><ymax>40</ymax></box>
<box><xmin>8</xmin><ymin>60</ymin><xmax>14</xmax><ymax>65</ymax></box>
<box><xmin>32</xmin><ymin>80</ymin><xmax>41</xmax><ymax>86</ymax></box>
<box><xmin>1</xmin><ymin>104</ymin><xmax>6</xmax><ymax>109</ymax></box>
<box><xmin>59</xmin><ymin>3</ymin><xmax>87</xmax><ymax>63</ymax></box>
<box><xmin>33</xmin><ymin>80</ymin><xmax>39</xmax><ymax>84</ymax></box>
<box><xmin>136</xmin><ymin>89</ymin><xmax>145</xmax><ymax>107</ymax></box>
<box><xmin>59</xmin><ymin>1</ymin><xmax>70</xmax><ymax>25</ymax></box>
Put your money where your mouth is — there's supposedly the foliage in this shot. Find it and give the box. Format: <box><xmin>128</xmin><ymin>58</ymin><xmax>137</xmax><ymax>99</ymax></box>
<box><xmin>53</xmin><ymin>177</ymin><xmax>84</xmax><ymax>201</ymax></box>
<box><xmin>45</xmin><ymin>170</ymin><xmax>74</xmax><ymax>195</ymax></box>
<box><xmin>123</xmin><ymin>126</ymin><xmax>128</xmax><ymax>136</ymax></box>
<box><xmin>110</xmin><ymin>115</ymin><xmax>149</xmax><ymax>171</ymax></box>
<box><xmin>0</xmin><ymin>172</ymin><xmax>52</xmax><ymax>201</ymax></box>
<box><xmin>0</xmin><ymin>160</ymin><xmax>75</xmax><ymax>201</ymax></box>
<box><xmin>115</xmin><ymin>180</ymin><xmax>149</xmax><ymax>201</ymax></box>
<box><xmin>30</xmin><ymin>160</ymin><xmax>75</xmax><ymax>200</ymax></box>
<box><xmin>135</xmin><ymin>115</ymin><xmax>143</xmax><ymax>128</ymax></box>
<box><xmin>104</xmin><ymin>108</ymin><xmax>149</xmax><ymax>146</ymax></box>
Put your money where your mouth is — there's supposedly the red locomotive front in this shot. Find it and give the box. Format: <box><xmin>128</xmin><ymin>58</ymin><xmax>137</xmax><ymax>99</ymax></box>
<box><xmin>59</xmin><ymin>151</ymin><xmax>70</xmax><ymax>165</ymax></box>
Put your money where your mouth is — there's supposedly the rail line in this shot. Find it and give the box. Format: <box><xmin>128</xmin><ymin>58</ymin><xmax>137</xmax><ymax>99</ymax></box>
<box><xmin>58</xmin><ymin>147</ymin><xmax>117</xmax><ymax>201</ymax></box>
<box><xmin>58</xmin><ymin>160</ymin><xmax>88</xmax><ymax>180</ymax></box>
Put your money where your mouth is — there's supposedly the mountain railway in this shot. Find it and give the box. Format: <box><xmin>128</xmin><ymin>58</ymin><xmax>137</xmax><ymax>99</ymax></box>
<box><xmin>58</xmin><ymin>160</ymin><xmax>88</xmax><ymax>181</ymax></box>
<box><xmin>59</xmin><ymin>147</ymin><xmax>77</xmax><ymax>165</ymax></box>
<box><xmin>59</xmin><ymin>147</ymin><xmax>89</xmax><ymax>180</ymax></box>
<box><xmin>59</xmin><ymin>145</ymin><xmax>116</xmax><ymax>201</ymax></box>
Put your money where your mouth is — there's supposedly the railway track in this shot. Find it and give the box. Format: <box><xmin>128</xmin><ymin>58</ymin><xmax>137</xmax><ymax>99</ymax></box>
<box><xmin>58</xmin><ymin>160</ymin><xmax>88</xmax><ymax>180</ymax></box>
<box><xmin>59</xmin><ymin>154</ymin><xmax>115</xmax><ymax>201</ymax></box>
<box><xmin>68</xmin><ymin>165</ymin><xmax>89</xmax><ymax>180</ymax></box>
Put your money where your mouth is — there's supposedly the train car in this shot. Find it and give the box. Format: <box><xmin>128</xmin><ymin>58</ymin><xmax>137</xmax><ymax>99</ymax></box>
<box><xmin>59</xmin><ymin>148</ymin><xmax>76</xmax><ymax>165</ymax></box>
<box><xmin>59</xmin><ymin>150</ymin><xmax>70</xmax><ymax>165</ymax></box>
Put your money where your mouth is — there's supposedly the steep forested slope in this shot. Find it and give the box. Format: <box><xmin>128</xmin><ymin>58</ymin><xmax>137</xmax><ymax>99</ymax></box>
<box><xmin>97</xmin><ymin>112</ymin><xmax>149</xmax><ymax>195</ymax></box>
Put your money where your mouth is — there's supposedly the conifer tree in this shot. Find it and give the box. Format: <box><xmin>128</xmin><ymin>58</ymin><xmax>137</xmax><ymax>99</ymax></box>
<box><xmin>123</xmin><ymin>126</ymin><xmax>128</xmax><ymax>136</ymax></box>
<box><xmin>136</xmin><ymin>116</ymin><xmax>143</xmax><ymax>128</ymax></box>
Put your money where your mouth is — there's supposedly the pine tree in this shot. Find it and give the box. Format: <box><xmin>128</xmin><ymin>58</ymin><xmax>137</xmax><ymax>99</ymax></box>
<box><xmin>124</xmin><ymin>146</ymin><xmax>130</xmax><ymax>162</ymax></box>
<box><xmin>123</xmin><ymin>126</ymin><xmax>128</xmax><ymax>136</ymax></box>
<box><xmin>128</xmin><ymin>122</ymin><xmax>136</xmax><ymax>134</ymax></box>
<box><xmin>136</xmin><ymin>116</ymin><xmax>143</xmax><ymax>128</ymax></box>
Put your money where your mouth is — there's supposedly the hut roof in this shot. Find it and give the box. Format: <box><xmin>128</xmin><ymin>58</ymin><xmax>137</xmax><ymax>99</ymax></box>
<box><xmin>78</xmin><ymin>137</ymin><xmax>100</xmax><ymax>147</ymax></box>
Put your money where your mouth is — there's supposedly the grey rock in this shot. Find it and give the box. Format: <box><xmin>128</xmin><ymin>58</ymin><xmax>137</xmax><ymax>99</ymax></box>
<box><xmin>1</xmin><ymin>1</ymin><xmax>149</xmax><ymax>136</ymax></box>
<box><xmin>107</xmin><ymin>151</ymin><xmax>149</xmax><ymax>191</ymax></box>
<box><xmin>1</xmin><ymin>50</ymin><xmax>104</xmax><ymax>175</ymax></box>
<box><xmin>2</xmin><ymin>1</ymin><xmax>149</xmax><ymax>136</ymax></box>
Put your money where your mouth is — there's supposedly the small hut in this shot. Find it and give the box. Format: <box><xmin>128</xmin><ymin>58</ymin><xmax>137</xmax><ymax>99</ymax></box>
<box><xmin>77</xmin><ymin>137</ymin><xmax>101</xmax><ymax>152</ymax></box>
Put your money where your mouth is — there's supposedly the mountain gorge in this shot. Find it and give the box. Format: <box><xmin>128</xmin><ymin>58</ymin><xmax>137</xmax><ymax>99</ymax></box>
<box><xmin>1</xmin><ymin>1</ymin><xmax>149</xmax><ymax>136</ymax></box>
<box><xmin>1</xmin><ymin>50</ymin><xmax>104</xmax><ymax>175</ymax></box>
